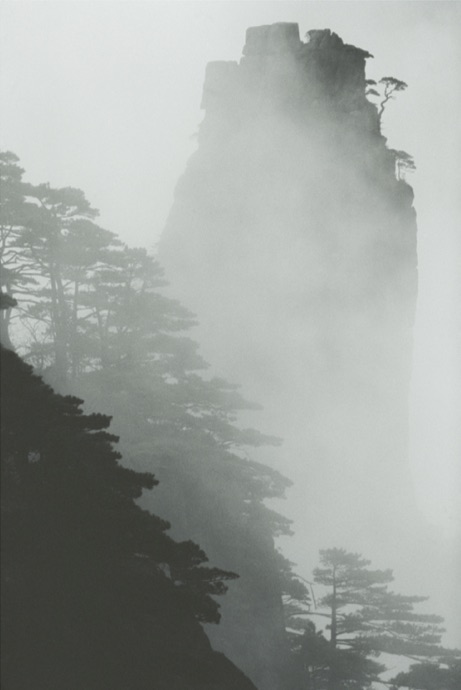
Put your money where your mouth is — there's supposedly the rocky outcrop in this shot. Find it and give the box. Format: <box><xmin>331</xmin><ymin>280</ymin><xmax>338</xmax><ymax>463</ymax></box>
<box><xmin>159</xmin><ymin>23</ymin><xmax>418</xmax><ymax>690</ymax></box>
<box><xmin>200</xmin><ymin>25</ymin><xmax>376</xmax><ymax>135</ymax></box>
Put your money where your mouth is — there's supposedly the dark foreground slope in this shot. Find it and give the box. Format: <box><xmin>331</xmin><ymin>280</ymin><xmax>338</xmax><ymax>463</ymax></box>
<box><xmin>0</xmin><ymin>345</ymin><xmax>257</xmax><ymax>690</ymax></box>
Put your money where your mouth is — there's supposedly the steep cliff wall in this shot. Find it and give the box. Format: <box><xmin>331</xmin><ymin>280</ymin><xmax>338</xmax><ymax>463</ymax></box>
<box><xmin>159</xmin><ymin>23</ymin><xmax>418</xmax><ymax>689</ymax></box>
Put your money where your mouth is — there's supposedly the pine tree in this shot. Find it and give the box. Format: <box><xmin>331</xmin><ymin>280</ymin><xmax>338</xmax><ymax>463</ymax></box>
<box><xmin>292</xmin><ymin>548</ymin><xmax>458</xmax><ymax>690</ymax></box>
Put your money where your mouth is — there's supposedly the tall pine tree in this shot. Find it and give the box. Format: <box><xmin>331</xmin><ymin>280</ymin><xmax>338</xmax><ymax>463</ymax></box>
<box><xmin>289</xmin><ymin>548</ymin><xmax>460</xmax><ymax>690</ymax></box>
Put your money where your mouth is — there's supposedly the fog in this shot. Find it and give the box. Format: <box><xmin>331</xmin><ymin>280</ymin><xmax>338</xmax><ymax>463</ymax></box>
<box><xmin>1</xmin><ymin>0</ymin><xmax>460</xmax><ymax>655</ymax></box>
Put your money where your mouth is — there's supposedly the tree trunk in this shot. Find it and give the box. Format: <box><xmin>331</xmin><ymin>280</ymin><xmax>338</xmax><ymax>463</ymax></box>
<box><xmin>49</xmin><ymin>259</ymin><xmax>68</xmax><ymax>387</ymax></box>
<box><xmin>328</xmin><ymin>571</ymin><xmax>338</xmax><ymax>690</ymax></box>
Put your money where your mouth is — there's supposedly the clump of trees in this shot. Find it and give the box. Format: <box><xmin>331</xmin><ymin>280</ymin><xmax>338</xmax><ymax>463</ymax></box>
<box><xmin>391</xmin><ymin>659</ymin><xmax>461</xmax><ymax>690</ymax></box>
<box><xmin>0</xmin><ymin>150</ymin><xmax>305</xmax><ymax>688</ymax></box>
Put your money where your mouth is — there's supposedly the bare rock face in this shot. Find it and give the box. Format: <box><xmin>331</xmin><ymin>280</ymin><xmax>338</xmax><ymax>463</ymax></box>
<box><xmin>243</xmin><ymin>23</ymin><xmax>302</xmax><ymax>55</ymax></box>
<box><xmin>201</xmin><ymin>25</ymin><xmax>374</xmax><ymax>128</ymax></box>
<box><xmin>159</xmin><ymin>23</ymin><xmax>418</xmax><ymax>690</ymax></box>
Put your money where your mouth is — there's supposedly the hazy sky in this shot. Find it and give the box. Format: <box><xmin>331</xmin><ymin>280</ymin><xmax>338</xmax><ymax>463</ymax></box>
<box><xmin>1</xmin><ymin>0</ymin><xmax>460</xmax><ymax>640</ymax></box>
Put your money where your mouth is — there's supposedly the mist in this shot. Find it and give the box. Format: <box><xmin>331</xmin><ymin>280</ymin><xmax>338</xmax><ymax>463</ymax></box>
<box><xmin>158</xmin><ymin>15</ymin><xmax>459</xmax><ymax>648</ymax></box>
<box><xmin>1</xmin><ymin>2</ymin><xmax>460</xmax><ymax>690</ymax></box>
<box><xmin>159</xmin><ymin>13</ymin><xmax>432</xmax><ymax>623</ymax></box>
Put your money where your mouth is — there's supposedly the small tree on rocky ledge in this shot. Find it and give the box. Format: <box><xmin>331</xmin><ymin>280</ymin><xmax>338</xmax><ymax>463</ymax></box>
<box><xmin>391</xmin><ymin>149</ymin><xmax>416</xmax><ymax>181</ymax></box>
<box><xmin>366</xmin><ymin>76</ymin><xmax>408</xmax><ymax>123</ymax></box>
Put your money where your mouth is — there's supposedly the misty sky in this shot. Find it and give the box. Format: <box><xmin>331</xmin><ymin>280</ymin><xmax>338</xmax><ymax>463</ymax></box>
<box><xmin>1</xmin><ymin>0</ymin><xmax>460</xmax><ymax>641</ymax></box>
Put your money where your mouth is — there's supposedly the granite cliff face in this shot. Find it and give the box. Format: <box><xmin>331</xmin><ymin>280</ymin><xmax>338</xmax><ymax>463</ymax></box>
<box><xmin>159</xmin><ymin>23</ymin><xmax>418</xmax><ymax>690</ymax></box>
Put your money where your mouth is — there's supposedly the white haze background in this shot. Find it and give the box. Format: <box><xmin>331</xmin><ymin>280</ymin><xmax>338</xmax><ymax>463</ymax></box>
<box><xmin>1</xmin><ymin>0</ymin><xmax>460</xmax><ymax>645</ymax></box>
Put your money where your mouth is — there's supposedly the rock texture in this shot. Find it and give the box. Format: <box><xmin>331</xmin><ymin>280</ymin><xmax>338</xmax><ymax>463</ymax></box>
<box><xmin>159</xmin><ymin>24</ymin><xmax>418</xmax><ymax>690</ymax></box>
